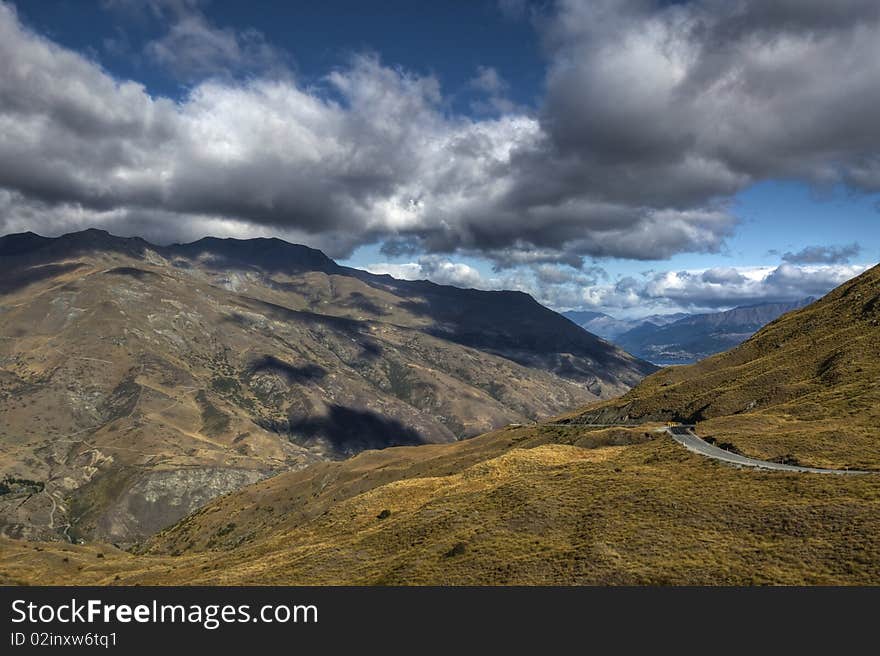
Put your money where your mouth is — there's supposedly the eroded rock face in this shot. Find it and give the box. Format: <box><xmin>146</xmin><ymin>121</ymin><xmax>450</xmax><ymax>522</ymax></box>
<box><xmin>557</xmin><ymin>402</ymin><xmax>669</xmax><ymax>426</ymax></box>
<box><xmin>87</xmin><ymin>468</ymin><xmax>267</xmax><ymax>545</ymax></box>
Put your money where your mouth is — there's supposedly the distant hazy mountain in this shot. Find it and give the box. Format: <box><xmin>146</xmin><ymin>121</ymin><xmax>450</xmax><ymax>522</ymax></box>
<box><xmin>563</xmin><ymin>309</ymin><xmax>689</xmax><ymax>341</ymax></box>
<box><xmin>614</xmin><ymin>299</ymin><xmax>814</xmax><ymax>364</ymax></box>
<box><xmin>0</xmin><ymin>229</ymin><xmax>654</xmax><ymax>544</ymax></box>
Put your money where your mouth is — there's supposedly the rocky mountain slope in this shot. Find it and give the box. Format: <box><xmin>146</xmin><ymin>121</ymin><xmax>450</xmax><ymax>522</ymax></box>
<box><xmin>0</xmin><ymin>229</ymin><xmax>654</xmax><ymax>544</ymax></box>
<box><xmin>613</xmin><ymin>299</ymin><xmax>812</xmax><ymax>364</ymax></box>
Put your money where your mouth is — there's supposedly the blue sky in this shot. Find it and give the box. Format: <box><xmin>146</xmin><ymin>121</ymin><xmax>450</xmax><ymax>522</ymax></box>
<box><xmin>2</xmin><ymin>1</ymin><xmax>878</xmax><ymax>317</ymax></box>
<box><xmin>17</xmin><ymin>1</ymin><xmax>545</xmax><ymax>108</ymax></box>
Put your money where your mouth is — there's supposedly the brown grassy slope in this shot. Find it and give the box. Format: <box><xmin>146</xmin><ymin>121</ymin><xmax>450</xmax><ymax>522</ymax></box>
<box><xmin>562</xmin><ymin>264</ymin><xmax>880</xmax><ymax>469</ymax></box>
<box><xmin>2</xmin><ymin>427</ymin><xmax>879</xmax><ymax>585</ymax></box>
<box><xmin>139</xmin><ymin>424</ymin><xmax>656</xmax><ymax>555</ymax></box>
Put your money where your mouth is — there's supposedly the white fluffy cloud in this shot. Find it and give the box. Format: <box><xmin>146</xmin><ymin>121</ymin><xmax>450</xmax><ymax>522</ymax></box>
<box><xmin>0</xmin><ymin>1</ymin><xmax>755</xmax><ymax>265</ymax></box>
<box><xmin>579</xmin><ymin>263</ymin><xmax>873</xmax><ymax>314</ymax></box>
<box><xmin>365</xmin><ymin>258</ymin><xmax>603</xmax><ymax>307</ymax></box>
<box><xmin>1</xmin><ymin>1</ymin><xmax>879</xmax><ymax>292</ymax></box>
<box><xmin>365</xmin><ymin>256</ymin><xmax>874</xmax><ymax>317</ymax></box>
<box><xmin>366</xmin><ymin>256</ymin><xmax>486</xmax><ymax>289</ymax></box>
<box><xmin>0</xmin><ymin>2</ymin><xmax>552</xmax><ymax>260</ymax></box>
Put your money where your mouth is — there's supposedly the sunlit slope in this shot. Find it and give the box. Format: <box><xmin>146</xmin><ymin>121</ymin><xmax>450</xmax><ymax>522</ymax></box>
<box><xmin>563</xmin><ymin>264</ymin><xmax>880</xmax><ymax>469</ymax></box>
<box><xmin>2</xmin><ymin>423</ymin><xmax>879</xmax><ymax>585</ymax></box>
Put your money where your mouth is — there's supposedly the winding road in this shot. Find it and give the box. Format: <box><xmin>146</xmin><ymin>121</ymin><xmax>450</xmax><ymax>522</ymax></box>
<box><xmin>665</xmin><ymin>425</ymin><xmax>873</xmax><ymax>475</ymax></box>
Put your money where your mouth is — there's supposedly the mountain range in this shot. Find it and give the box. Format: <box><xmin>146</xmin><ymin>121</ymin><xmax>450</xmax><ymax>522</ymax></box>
<box><xmin>0</xmin><ymin>229</ymin><xmax>654</xmax><ymax>544</ymax></box>
<box><xmin>565</xmin><ymin>300</ymin><xmax>813</xmax><ymax>364</ymax></box>
<box><xmin>563</xmin><ymin>310</ymin><xmax>688</xmax><ymax>342</ymax></box>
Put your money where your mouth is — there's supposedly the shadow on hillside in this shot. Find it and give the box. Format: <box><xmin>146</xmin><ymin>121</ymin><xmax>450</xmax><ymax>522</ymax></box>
<box><xmin>232</xmin><ymin>296</ymin><xmax>385</xmax><ymax>360</ymax></box>
<box><xmin>102</xmin><ymin>266</ymin><xmax>162</xmax><ymax>280</ymax></box>
<box><xmin>0</xmin><ymin>262</ymin><xmax>85</xmax><ymax>294</ymax></box>
<box><xmin>287</xmin><ymin>404</ymin><xmax>426</xmax><ymax>455</ymax></box>
<box><xmin>341</xmin><ymin>291</ymin><xmax>389</xmax><ymax>316</ymax></box>
<box><xmin>247</xmin><ymin>355</ymin><xmax>327</xmax><ymax>384</ymax></box>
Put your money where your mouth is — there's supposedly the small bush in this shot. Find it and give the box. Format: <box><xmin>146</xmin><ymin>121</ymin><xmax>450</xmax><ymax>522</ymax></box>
<box><xmin>444</xmin><ymin>542</ymin><xmax>467</xmax><ymax>558</ymax></box>
<box><xmin>216</xmin><ymin>523</ymin><xmax>237</xmax><ymax>537</ymax></box>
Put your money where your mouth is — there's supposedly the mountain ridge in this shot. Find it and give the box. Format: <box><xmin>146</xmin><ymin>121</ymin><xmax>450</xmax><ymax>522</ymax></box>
<box><xmin>566</xmin><ymin>299</ymin><xmax>815</xmax><ymax>364</ymax></box>
<box><xmin>563</xmin><ymin>309</ymin><xmax>689</xmax><ymax>343</ymax></box>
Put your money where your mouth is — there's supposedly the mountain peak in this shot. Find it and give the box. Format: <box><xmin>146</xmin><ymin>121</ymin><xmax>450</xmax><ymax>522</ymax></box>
<box><xmin>0</xmin><ymin>231</ymin><xmax>53</xmax><ymax>256</ymax></box>
<box><xmin>170</xmin><ymin>235</ymin><xmax>341</xmax><ymax>275</ymax></box>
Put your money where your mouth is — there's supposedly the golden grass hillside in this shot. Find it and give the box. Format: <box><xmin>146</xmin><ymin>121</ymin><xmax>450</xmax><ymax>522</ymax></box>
<box><xmin>2</xmin><ymin>423</ymin><xmax>879</xmax><ymax>585</ymax></box>
<box><xmin>563</xmin><ymin>264</ymin><xmax>880</xmax><ymax>469</ymax></box>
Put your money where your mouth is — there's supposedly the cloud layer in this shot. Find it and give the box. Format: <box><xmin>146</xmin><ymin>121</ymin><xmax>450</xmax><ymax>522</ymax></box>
<box><xmin>0</xmin><ymin>1</ymin><xmax>879</xmax><ymax>313</ymax></box>
<box><xmin>367</xmin><ymin>257</ymin><xmax>872</xmax><ymax>316</ymax></box>
<box><xmin>6</xmin><ymin>1</ymin><xmax>880</xmax><ymax>264</ymax></box>
<box><xmin>540</xmin><ymin>0</ymin><xmax>880</xmax><ymax>198</ymax></box>
<box><xmin>597</xmin><ymin>263</ymin><xmax>872</xmax><ymax>312</ymax></box>
<box><xmin>781</xmin><ymin>243</ymin><xmax>861</xmax><ymax>264</ymax></box>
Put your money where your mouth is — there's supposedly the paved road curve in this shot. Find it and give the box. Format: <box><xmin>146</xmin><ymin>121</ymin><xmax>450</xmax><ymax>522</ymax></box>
<box><xmin>665</xmin><ymin>426</ymin><xmax>873</xmax><ymax>475</ymax></box>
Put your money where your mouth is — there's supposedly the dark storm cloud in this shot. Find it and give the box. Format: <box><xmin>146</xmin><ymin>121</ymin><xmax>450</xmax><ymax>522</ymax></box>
<box><xmin>782</xmin><ymin>243</ymin><xmax>861</xmax><ymax>265</ymax></box>
<box><xmin>1</xmin><ymin>1</ymin><xmax>880</xmax><ymax>270</ymax></box>
<box><xmin>534</xmin><ymin>0</ymin><xmax>880</xmax><ymax>203</ymax></box>
<box><xmin>387</xmin><ymin>0</ymin><xmax>880</xmax><ymax>266</ymax></box>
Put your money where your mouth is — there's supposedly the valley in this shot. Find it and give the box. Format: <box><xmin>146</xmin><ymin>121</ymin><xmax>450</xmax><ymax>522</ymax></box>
<box><xmin>1</xmin><ymin>260</ymin><xmax>878</xmax><ymax>585</ymax></box>
<box><xmin>565</xmin><ymin>300</ymin><xmax>812</xmax><ymax>365</ymax></box>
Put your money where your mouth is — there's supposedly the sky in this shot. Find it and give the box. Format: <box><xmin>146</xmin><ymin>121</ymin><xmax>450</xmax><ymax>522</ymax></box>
<box><xmin>1</xmin><ymin>0</ymin><xmax>878</xmax><ymax>318</ymax></box>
